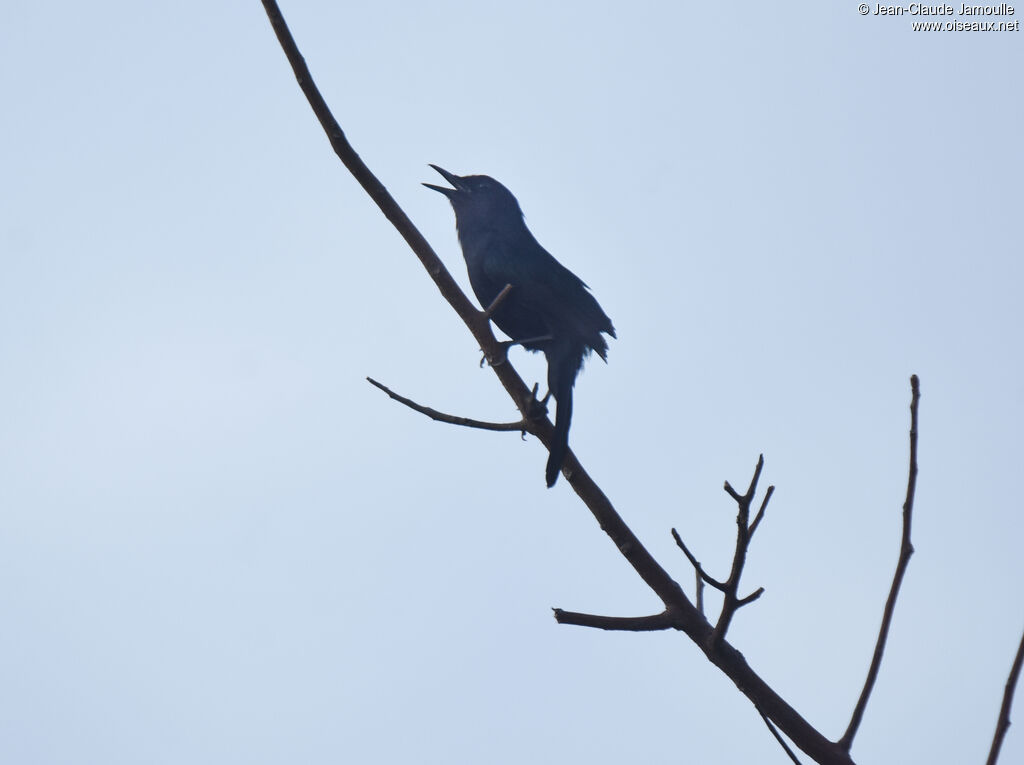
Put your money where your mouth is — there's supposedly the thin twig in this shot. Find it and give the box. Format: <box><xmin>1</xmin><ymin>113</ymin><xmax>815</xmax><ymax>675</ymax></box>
<box><xmin>987</xmin><ymin>627</ymin><xmax>1024</xmax><ymax>765</ymax></box>
<box><xmin>552</xmin><ymin>609</ymin><xmax>677</xmax><ymax>632</ymax></box>
<box><xmin>737</xmin><ymin>588</ymin><xmax>765</xmax><ymax>607</ymax></box>
<box><xmin>367</xmin><ymin>377</ymin><xmax>527</xmax><ymax>431</ymax></box>
<box><xmin>749</xmin><ymin>484</ymin><xmax>775</xmax><ymax>539</ymax></box>
<box><xmin>758</xmin><ymin>707</ymin><xmax>805</xmax><ymax>765</ymax></box>
<box><xmin>671</xmin><ymin>528</ymin><xmax>727</xmax><ymax>591</ymax></box>
<box><xmin>483</xmin><ymin>283</ymin><xmax>513</xmax><ymax>319</ymax></box>
<box><xmin>840</xmin><ymin>375</ymin><xmax>919</xmax><ymax>751</ymax></box>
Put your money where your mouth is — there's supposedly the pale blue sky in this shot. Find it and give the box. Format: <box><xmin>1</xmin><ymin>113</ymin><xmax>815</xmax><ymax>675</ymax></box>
<box><xmin>1</xmin><ymin>3</ymin><xmax>1021</xmax><ymax>763</ymax></box>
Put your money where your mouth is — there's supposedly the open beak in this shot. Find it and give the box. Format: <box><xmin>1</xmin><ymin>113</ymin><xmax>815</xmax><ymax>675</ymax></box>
<box><xmin>422</xmin><ymin>164</ymin><xmax>463</xmax><ymax>196</ymax></box>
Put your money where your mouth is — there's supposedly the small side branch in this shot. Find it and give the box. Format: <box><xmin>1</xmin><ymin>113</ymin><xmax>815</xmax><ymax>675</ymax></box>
<box><xmin>552</xmin><ymin>609</ymin><xmax>678</xmax><ymax>632</ymax></box>
<box><xmin>840</xmin><ymin>374</ymin><xmax>920</xmax><ymax>751</ymax></box>
<box><xmin>367</xmin><ymin>377</ymin><xmax>527</xmax><ymax>432</ymax></box>
<box><xmin>749</xmin><ymin>485</ymin><xmax>774</xmax><ymax>539</ymax></box>
<box><xmin>671</xmin><ymin>528</ymin><xmax>727</xmax><ymax>591</ymax></box>
<box><xmin>986</xmin><ymin>627</ymin><xmax>1024</xmax><ymax>765</ymax></box>
<box><xmin>737</xmin><ymin>588</ymin><xmax>765</xmax><ymax>607</ymax></box>
<box><xmin>482</xmin><ymin>283</ymin><xmax>513</xmax><ymax>319</ymax></box>
<box><xmin>758</xmin><ymin>707</ymin><xmax>805</xmax><ymax>765</ymax></box>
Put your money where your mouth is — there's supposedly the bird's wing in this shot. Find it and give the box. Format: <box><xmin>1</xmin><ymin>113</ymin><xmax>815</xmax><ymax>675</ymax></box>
<box><xmin>481</xmin><ymin>233</ymin><xmax>614</xmax><ymax>357</ymax></box>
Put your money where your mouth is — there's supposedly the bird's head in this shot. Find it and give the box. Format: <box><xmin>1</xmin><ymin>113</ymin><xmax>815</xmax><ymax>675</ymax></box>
<box><xmin>423</xmin><ymin>165</ymin><xmax>525</xmax><ymax>230</ymax></box>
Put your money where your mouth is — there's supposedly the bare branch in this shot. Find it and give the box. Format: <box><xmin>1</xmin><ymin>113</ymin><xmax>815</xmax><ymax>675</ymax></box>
<box><xmin>263</xmin><ymin>6</ymin><xmax>858</xmax><ymax>761</ymax></box>
<box><xmin>840</xmin><ymin>375</ymin><xmax>920</xmax><ymax>751</ymax></box>
<box><xmin>366</xmin><ymin>377</ymin><xmax>527</xmax><ymax>432</ymax></box>
<box><xmin>261</xmin><ymin>0</ymin><xmax>697</xmax><ymax>623</ymax></box>
<box><xmin>552</xmin><ymin>609</ymin><xmax>678</xmax><ymax>632</ymax></box>
<box><xmin>710</xmin><ymin>639</ymin><xmax>853</xmax><ymax>765</ymax></box>
<box><xmin>987</xmin><ymin>627</ymin><xmax>1024</xmax><ymax>765</ymax></box>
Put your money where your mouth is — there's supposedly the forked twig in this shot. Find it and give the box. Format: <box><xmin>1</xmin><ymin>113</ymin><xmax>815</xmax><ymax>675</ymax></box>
<box><xmin>712</xmin><ymin>455</ymin><xmax>771</xmax><ymax>647</ymax></box>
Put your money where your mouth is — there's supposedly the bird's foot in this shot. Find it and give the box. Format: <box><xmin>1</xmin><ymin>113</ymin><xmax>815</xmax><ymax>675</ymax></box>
<box><xmin>478</xmin><ymin>334</ymin><xmax>552</xmax><ymax>368</ymax></box>
<box><xmin>524</xmin><ymin>383</ymin><xmax>551</xmax><ymax>420</ymax></box>
<box><xmin>479</xmin><ymin>340</ymin><xmax>517</xmax><ymax>368</ymax></box>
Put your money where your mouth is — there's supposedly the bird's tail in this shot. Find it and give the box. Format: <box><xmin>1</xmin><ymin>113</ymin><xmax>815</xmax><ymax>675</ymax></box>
<box><xmin>545</xmin><ymin>353</ymin><xmax>577</xmax><ymax>488</ymax></box>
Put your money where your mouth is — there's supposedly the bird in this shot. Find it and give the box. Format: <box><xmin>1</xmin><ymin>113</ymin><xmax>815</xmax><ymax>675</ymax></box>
<box><xmin>424</xmin><ymin>165</ymin><xmax>615</xmax><ymax>487</ymax></box>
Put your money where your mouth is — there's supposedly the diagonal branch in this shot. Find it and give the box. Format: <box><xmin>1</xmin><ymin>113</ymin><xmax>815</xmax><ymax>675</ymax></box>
<box><xmin>367</xmin><ymin>377</ymin><xmax>528</xmax><ymax>431</ymax></box>
<box><xmin>259</xmin><ymin>0</ymin><xmax>544</xmax><ymax>426</ymax></box>
<box><xmin>262</xmin><ymin>5</ymin><xmax>856</xmax><ymax>762</ymax></box>
<box><xmin>259</xmin><ymin>0</ymin><xmax>693</xmax><ymax>641</ymax></box>
<box><xmin>839</xmin><ymin>375</ymin><xmax>920</xmax><ymax>751</ymax></box>
<box><xmin>987</xmin><ymin>627</ymin><xmax>1024</xmax><ymax>765</ymax></box>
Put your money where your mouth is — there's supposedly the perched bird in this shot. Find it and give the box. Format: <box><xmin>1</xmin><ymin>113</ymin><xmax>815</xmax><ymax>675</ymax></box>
<box><xmin>424</xmin><ymin>165</ymin><xmax>615</xmax><ymax>487</ymax></box>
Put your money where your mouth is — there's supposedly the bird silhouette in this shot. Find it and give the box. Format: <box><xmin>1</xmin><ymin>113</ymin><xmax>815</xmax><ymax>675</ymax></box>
<box><xmin>424</xmin><ymin>165</ymin><xmax>615</xmax><ymax>486</ymax></box>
